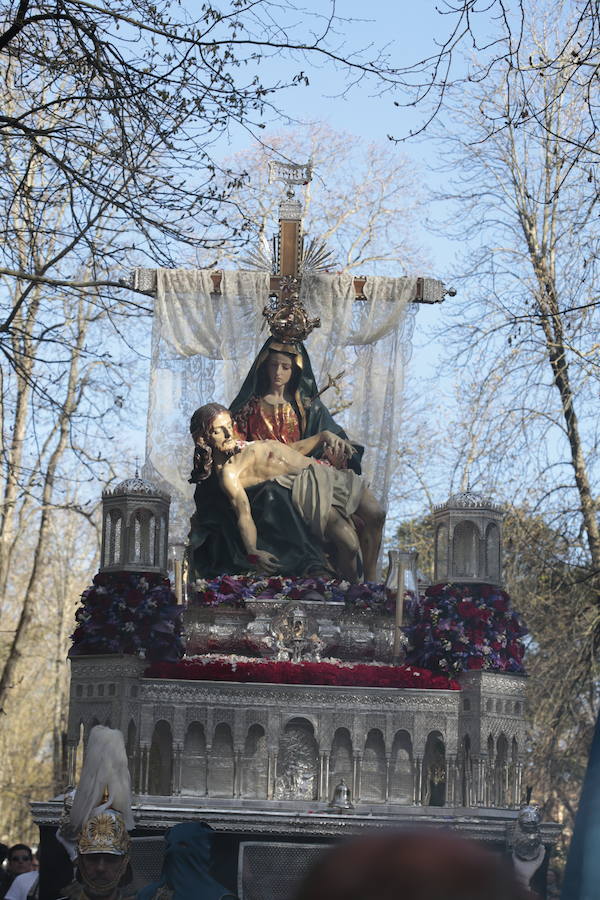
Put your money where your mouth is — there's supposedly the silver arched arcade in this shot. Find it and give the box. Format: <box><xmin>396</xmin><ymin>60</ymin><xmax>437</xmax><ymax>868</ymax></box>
<box><xmin>66</xmin><ymin>657</ymin><xmax>527</xmax><ymax>812</ymax></box>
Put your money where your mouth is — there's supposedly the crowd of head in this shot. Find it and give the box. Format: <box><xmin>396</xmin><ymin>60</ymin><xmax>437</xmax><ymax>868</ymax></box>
<box><xmin>0</xmin><ymin>824</ymin><xmax>542</xmax><ymax>900</ymax></box>
<box><xmin>0</xmin><ymin>844</ymin><xmax>37</xmax><ymax>900</ymax></box>
<box><xmin>293</xmin><ymin>831</ymin><xmax>535</xmax><ymax>900</ymax></box>
<box><xmin>1</xmin><ymin>826</ymin><xmax>539</xmax><ymax>900</ymax></box>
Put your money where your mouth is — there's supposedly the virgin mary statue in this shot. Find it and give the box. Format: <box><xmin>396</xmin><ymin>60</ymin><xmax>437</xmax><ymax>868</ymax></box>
<box><xmin>188</xmin><ymin>336</ymin><xmax>364</xmax><ymax>580</ymax></box>
<box><xmin>230</xmin><ymin>336</ymin><xmax>363</xmax><ymax>472</ymax></box>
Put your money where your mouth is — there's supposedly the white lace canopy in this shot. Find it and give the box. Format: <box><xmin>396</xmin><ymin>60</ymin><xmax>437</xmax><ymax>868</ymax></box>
<box><xmin>140</xmin><ymin>268</ymin><xmax>417</xmax><ymax>545</ymax></box>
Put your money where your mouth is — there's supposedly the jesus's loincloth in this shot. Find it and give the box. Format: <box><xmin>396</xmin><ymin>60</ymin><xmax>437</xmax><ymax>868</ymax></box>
<box><xmin>275</xmin><ymin>461</ymin><xmax>364</xmax><ymax>540</ymax></box>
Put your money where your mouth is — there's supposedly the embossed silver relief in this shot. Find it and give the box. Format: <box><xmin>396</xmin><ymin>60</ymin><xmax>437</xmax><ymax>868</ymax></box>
<box><xmin>183</xmin><ymin>601</ymin><xmax>402</xmax><ymax>662</ymax></box>
<box><xmin>270</xmin><ymin>603</ymin><xmax>323</xmax><ymax>662</ymax></box>
<box><xmin>274</xmin><ymin>720</ymin><xmax>319</xmax><ymax>800</ymax></box>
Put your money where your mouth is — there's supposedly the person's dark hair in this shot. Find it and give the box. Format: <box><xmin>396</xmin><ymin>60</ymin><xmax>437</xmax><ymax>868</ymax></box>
<box><xmin>256</xmin><ymin>349</ymin><xmax>300</xmax><ymax>398</ymax></box>
<box><xmin>8</xmin><ymin>843</ymin><xmax>32</xmax><ymax>861</ymax></box>
<box><xmin>189</xmin><ymin>403</ymin><xmax>231</xmax><ymax>483</ymax></box>
<box><xmin>293</xmin><ymin>830</ymin><xmax>533</xmax><ymax>900</ymax></box>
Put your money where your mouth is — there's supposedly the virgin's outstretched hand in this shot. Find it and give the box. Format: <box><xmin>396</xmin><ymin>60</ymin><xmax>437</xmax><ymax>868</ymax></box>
<box><xmin>322</xmin><ymin>431</ymin><xmax>354</xmax><ymax>469</ymax></box>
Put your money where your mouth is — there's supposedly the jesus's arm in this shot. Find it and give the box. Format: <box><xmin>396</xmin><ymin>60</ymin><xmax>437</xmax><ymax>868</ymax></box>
<box><xmin>290</xmin><ymin>429</ymin><xmax>353</xmax><ymax>462</ymax></box>
<box><xmin>220</xmin><ymin>467</ymin><xmax>279</xmax><ymax>573</ymax></box>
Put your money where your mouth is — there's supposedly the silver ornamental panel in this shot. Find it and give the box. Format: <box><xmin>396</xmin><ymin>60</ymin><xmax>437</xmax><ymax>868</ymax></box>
<box><xmin>238</xmin><ymin>842</ymin><xmax>326</xmax><ymax>900</ymax></box>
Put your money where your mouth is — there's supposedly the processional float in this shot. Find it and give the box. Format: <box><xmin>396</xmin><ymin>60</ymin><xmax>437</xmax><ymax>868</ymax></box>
<box><xmin>33</xmin><ymin>162</ymin><xmax>558</xmax><ymax>900</ymax></box>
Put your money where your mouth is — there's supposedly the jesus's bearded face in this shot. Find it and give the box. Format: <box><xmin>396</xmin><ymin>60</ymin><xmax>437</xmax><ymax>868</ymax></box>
<box><xmin>205</xmin><ymin>411</ymin><xmax>237</xmax><ymax>456</ymax></box>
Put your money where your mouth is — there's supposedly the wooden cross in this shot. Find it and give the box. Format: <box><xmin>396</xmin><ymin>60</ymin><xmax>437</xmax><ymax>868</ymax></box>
<box><xmin>206</xmin><ymin>159</ymin><xmax>452</xmax><ymax>305</ymax></box>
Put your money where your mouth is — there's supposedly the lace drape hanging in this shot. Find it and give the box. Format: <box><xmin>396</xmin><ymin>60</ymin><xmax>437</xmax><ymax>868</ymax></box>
<box><xmin>144</xmin><ymin>268</ymin><xmax>417</xmax><ymax>544</ymax></box>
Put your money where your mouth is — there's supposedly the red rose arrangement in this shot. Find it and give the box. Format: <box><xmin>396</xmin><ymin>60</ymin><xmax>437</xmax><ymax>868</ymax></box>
<box><xmin>147</xmin><ymin>656</ymin><xmax>459</xmax><ymax>690</ymax></box>
<box><xmin>404</xmin><ymin>582</ymin><xmax>527</xmax><ymax>675</ymax></box>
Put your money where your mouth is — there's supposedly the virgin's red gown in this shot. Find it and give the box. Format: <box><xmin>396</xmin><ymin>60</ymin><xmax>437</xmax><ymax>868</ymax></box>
<box><xmin>233</xmin><ymin>397</ymin><xmax>301</xmax><ymax>444</ymax></box>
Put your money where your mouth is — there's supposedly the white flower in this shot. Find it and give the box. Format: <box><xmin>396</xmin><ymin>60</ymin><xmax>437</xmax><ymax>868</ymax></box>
<box><xmin>339</xmin><ymin>580</ymin><xmax>350</xmax><ymax>591</ymax></box>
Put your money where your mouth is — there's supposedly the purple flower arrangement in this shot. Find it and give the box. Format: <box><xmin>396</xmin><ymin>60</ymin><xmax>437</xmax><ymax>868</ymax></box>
<box><xmin>194</xmin><ymin>574</ymin><xmax>393</xmax><ymax>610</ymax></box>
<box><xmin>404</xmin><ymin>582</ymin><xmax>528</xmax><ymax>675</ymax></box>
<box><xmin>70</xmin><ymin>571</ymin><xmax>184</xmax><ymax>662</ymax></box>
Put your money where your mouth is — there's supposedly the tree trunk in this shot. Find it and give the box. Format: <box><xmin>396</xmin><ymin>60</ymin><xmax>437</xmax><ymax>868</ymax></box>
<box><xmin>0</xmin><ymin>304</ymin><xmax>85</xmax><ymax>712</ymax></box>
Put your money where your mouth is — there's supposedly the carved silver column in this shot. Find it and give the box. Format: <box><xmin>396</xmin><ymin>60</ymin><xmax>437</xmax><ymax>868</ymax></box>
<box><xmin>414</xmin><ymin>757</ymin><xmax>423</xmax><ymax>805</ymax></box>
<box><xmin>476</xmin><ymin>756</ymin><xmax>486</xmax><ymax>805</ymax></box>
<box><xmin>352</xmin><ymin>753</ymin><xmax>361</xmax><ymax>802</ymax></box>
<box><xmin>513</xmin><ymin>760</ymin><xmax>523</xmax><ymax>807</ymax></box>
<box><xmin>446</xmin><ymin>755</ymin><xmax>456</xmax><ymax>806</ymax></box>
<box><xmin>385</xmin><ymin>754</ymin><xmax>391</xmax><ymax>802</ymax></box>
<box><xmin>205</xmin><ymin>743</ymin><xmax>212</xmax><ymax>798</ymax></box>
<box><xmin>234</xmin><ymin>749</ymin><xmax>243</xmax><ymax>798</ymax></box>
<box><xmin>486</xmin><ymin>758</ymin><xmax>494</xmax><ymax>806</ymax></box>
<box><xmin>172</xmin><ymin>744</ymin><xmax>183</xmax><ymax>795</ymax></box>
<box><xmin>266</xmin><ymin>752</ymin><xmax>273</xmax><ymax>799</ymax></box>
<box><xmin>267</xmin><ymin>751</ymin><xmax>278</xmax><ymax>799</ymax></box>
<box><xmin>318</xmin><ymin>752</ymin><xmax>326</xmax><ymax>800</ymax></box>
<box><xmin>132</xmin><ymin>743</ymin><xmax>141</xmax><ymax>794</ymax></box>
<box><xmin>140</xmin><ymin>744</ymin><xmax>150</xmax><ymax>794</ymax></box>
<box><xmin>319</xmin><ymin>752</ymin><xmax>330</xmax><ymax>801</ymax></box>
<box><xmin>463</xmin><ymin>757</ymin><xmax>473</xmax><ymax>808</ymax></box>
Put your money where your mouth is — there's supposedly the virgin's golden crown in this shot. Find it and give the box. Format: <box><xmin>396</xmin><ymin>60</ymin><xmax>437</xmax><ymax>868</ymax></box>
<box><xmin>263</xmin><ymin>280</ymin><xmax>320</xmax><ymax>343</ymax></box>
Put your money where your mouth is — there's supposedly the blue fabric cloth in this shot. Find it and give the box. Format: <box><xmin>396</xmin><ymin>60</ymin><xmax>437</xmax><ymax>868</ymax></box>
<box><xmin>137</xmin><ymin>823</ymin><xmax>236</xmax><ymax>900</ymax></box>
<box><xmin>561</xmin><ymin>710</ymin><xmax>600</xmax><ymax>900</ymax></box>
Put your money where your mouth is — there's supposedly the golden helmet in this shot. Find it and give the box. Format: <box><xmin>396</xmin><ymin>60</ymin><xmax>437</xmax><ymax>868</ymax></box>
<box><xmin>78</xmin><ymin>808</ymin><xmax>130</xmax><ymax>857</ymax></box>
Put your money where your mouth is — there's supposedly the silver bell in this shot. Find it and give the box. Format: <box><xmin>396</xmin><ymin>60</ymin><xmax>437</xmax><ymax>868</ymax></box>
<box><xmin>329</xmin><ymin>779</ymin><xmax>354</xmax><ymax>811</ymax></box>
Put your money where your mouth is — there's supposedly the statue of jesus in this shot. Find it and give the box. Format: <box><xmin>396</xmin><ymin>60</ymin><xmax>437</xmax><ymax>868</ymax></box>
<box><xmin>190</xmin><ymin>403</ymin><xmax>385</xmax><ymax>582</ymax></box>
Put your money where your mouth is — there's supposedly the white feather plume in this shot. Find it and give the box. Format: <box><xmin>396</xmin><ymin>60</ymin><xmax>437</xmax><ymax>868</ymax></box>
<box><xmin>70</xmin><ymin>726</ymin><xmax>134</xmax><ymax>834</ymax></box>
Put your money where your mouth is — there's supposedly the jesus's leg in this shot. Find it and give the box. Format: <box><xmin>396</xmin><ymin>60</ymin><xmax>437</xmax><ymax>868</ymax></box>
<box><xmin>355</xmin><ymin>489</ymin><xmax>386</xmax><ymax>582</ymax></box>
<box><xmin>324</xmin><ymin>508</ymin><xmax>361</xmax><ymax>582</ymax></box>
